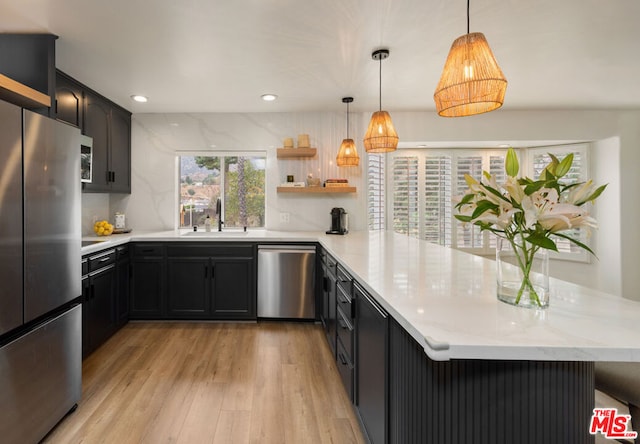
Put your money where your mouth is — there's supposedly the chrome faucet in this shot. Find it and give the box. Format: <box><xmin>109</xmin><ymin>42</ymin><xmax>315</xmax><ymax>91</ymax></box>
<box><xmin>215</xmin><ymin>197</ymin><xmax>224</xmax><ymax>231</ymax></box>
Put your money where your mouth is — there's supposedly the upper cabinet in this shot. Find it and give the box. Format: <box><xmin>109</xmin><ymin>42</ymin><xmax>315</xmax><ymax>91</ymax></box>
<box><xmin>55</xmin><ymin>70</ymin><xmax>132</xmax><ymax>194</ymax></box>
<box><xmin>0</xmin><ymin>34</ymin><xmax>57</xmax><ymax>115</ymax></box>
<box><xmin>55</xmin><ymin>71</ymin><xmax>83</xmax><ymax>128</ymax></box>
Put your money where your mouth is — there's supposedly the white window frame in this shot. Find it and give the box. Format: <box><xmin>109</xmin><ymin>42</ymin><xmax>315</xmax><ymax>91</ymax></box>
<box><xmin>177</xmin><ymin>151</ymin><xmax>266</xmax><ymax>229</ymax></box>
<box><xmin>376</xmin><ymin>144</ymin><xmax>592</xmax><ymax>263</ymax></box>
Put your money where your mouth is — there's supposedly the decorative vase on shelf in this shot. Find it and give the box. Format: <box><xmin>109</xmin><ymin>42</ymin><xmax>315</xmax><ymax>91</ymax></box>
<box><xmin>496</xmin><ymin>237</ymin><xmax>549</xmax><ymax>309</ymax></box>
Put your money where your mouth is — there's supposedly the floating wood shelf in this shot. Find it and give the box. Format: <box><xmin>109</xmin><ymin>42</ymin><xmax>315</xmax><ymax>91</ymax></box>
<box><xmin>277</xmin><ymin>186</ymin><xmax>356</xmax><ymax>194</ymax></box>
<box><xmin>0</xmin><ymin>74</ymin><xmax>51</xmax><ymax>108</ymax></box>
<box><xmin>276</xmin><ymin>148</ymin><xmax>317</xmax><ymax>158</ymax></box>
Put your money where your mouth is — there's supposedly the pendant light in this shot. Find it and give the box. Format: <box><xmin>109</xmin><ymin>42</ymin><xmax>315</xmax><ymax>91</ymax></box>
<box><xmin>434</xmin><ymin>0</ymin><xmax>507</xmax><ymax>117</ymax></box>
<box><xmin>364</xmin><ymin>49</ymin><xmax>398</xmax><ymax>153</ymax></box>
<box><xmin>336</xmin><ymin>97</ymin><xmax>360</xmax><ymax>167</ymax></box>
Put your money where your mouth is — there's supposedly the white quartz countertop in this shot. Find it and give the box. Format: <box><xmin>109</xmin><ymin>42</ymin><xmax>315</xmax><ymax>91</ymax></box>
<box><xmin>83</xmin><ymin>230</ymin><xmax>640</xmax><ymax>362</ymax></box>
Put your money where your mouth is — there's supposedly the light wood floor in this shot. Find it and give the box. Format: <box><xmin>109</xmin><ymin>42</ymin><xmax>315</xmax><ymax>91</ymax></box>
<box><xmin>44</xmin><ymin>322</ymin><xmax>365</xmax><ymax>444</ymax></box>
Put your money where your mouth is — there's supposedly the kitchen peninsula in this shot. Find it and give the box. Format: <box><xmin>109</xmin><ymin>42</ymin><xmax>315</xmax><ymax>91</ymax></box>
<box><xmin>83</xmin><ymin>230</ymin><xmax>640</xmax><ymax>443</ymax></box>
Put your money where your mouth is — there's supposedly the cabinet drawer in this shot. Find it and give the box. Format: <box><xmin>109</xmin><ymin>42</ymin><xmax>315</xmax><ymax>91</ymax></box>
<box><xmin>326</xmin><ymin>254</ymin><xmax>337</xmax><ymax>273</ymax></box>
<box><xmin>337</xmin><ymin>264</ymin><xmax>352</xmax><ymax>287</ymax></box>
<box><xmin>337</xmin><ymin>307</ymin><xmax>354</xmax><ymax>360</ymax></box>
<box><xmin>336</xmin><ymin>283</ymin><xmax>354</xmax><ymax>319</ymax></box>
<box><xmin>88</xmin><ymin>250</ymin><xmax>116</xmax><ymax>271</ymax></box>
<box><xmin>133</xmin><ymin>244</ymin><xmax>164</xmax><ymax>257</ymax></box>
<box><xmin>116</xmin><ymin>245</ymin><xmax>129</xmax><ymax>259</ymax></box>
<box><xmin>336</xmin><ymin>338</ymin><xmax>354</xmax><ymax>402</ymax></box>
<box><xmin>166</xmin><ymin>244</ymin><xmax>254</xmax><ymax>258</ymax></box>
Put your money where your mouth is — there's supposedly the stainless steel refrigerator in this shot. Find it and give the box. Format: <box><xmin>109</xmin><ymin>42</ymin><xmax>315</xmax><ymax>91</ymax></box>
<box><xmin>0</xmin><ymin>99</ymin><xmax>82</xmax><ymax>444</ymax></box>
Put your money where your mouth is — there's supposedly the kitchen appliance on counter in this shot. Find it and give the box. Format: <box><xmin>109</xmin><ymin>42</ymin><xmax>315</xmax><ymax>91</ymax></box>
<box><xmin>0</xmin><ymin>100</ymin><xmax>82</xmax><ymax>444</ymax></box>
<box><xmin>257</xmin><ymin>245</ymin><xmax>316</xmax><ymax>319</ymax></box>
<box><xmin>326</xmin><ymin>207</ymin><xmax>348</xmax><ymax>235</ymax></box>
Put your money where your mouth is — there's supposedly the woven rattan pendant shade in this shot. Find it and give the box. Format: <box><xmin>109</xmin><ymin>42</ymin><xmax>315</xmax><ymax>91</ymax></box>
<box><xmin>337</xmin><ymin>96</ymin><xmax>360</xmax><ymax>167</ymax></box>
<box><xmin>434</xmin><ymin>32</ymin><xmax>507</xmax><ymax>117</ymax></box>
<box><xmin>364</xmin><ymin>49</ymin><xmax>398</xmax><ymax>153</ymax></box>
<box><xmin>336</xmin><ymin>138</ymin><xmax>359</xmax><ymax>166</ymax></box>
<box><xmin>363</xmin><ymin>111</ymin><xmax>398</xmax><ymax>153</ymax></box>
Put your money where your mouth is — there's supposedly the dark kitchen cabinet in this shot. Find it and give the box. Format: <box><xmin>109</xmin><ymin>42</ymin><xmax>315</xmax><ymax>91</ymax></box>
<box><xmin>321</xmin><ymin>252</ymin><xmax>338</xmax><ymax>357</ymax></box>
<box><xmin>55</xmin><ymin>71</ymin><xmax>83</xmax><ymax>127</ymax></box>
<box><xmin>130</xmin><ymin>244</ymin><xmax>165</xmax><ymax>319</ymax></box>
<box><xmin>355</xmin><ymin>282</ymin><xmax>388</xmax><ymax>444</ymax></box>
<box><xmin>336</xmin><ymin>264</ymin><xmax>355</xmax><ymax>402</ymax></box>
<box><xmin>83</xmin><ymin>250</ymin><xmax>117</xmax><ymax>358</ymax></box>
<box><xmin>165</xmin><ymin>244</ymin><xmax>256</xmax><ymax>320</ymax></box>
<box><xmin>210</xmin><ymin>257</ymin><xmax>254</xmax><ymax>319</ymax></box>
<box><xmin>115</xmin><ymin>245</ymin><xmax>131</xmax><ymax>327</ymax></box>
<box><xmin>55</xmin><ymin>70</ymin><xmax>131</xmax><ymax>194</ymax></box>
<box><xmin>83</xmin><ymin>90</ymin><xmax>131</xmax><ymax>193</ymax></box>
<box><xmin>0</xmin><ymin>34</ymin><xmax>57</xmax><ymax>116</ymax></box>
<box><xmin>108</xmin><ymin>105</ymin><xmax>132</xmax><ymax>193</ymax></box>
<box><xmin>166</xmin><ymin>257</ymin><xmax>210</xmax><ymax>318</ymax></box>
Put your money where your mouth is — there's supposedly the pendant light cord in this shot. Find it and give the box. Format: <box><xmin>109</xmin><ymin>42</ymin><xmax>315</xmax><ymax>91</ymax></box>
<box><xmin>379</xmin><ymin>56</ymin><xmax>383</xmax><ymax>111</ymax></box>
<box><xmin>467</xmin><ymin>0</ymin><xmax>470</xmax><ymax>34</ymax></box>
<box><xmin>346</xmin><ymin>101</ymin><xmax>350</xmax><ymax>138</ymax></box>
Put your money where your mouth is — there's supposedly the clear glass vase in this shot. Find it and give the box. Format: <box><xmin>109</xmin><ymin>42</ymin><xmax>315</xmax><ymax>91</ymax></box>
<box><xmin>496</xmin><ymin>237</ymin><xmax>550</xmax><ymax>309</ymax></box>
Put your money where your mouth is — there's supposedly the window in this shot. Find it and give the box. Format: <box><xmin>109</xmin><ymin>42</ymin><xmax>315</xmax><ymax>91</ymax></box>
<box><xmin>376</xmin><ymin>144</ymin><xmax>590</xmax><ymax>262</ymax></box>
<box><xmin>368</xmin><ymin>154</ymin><xmax>386</xmax><ymax>230</ymax></box>
<box><xmin>527</xmin><ymin>144</ymin><xmax>589</xmax><ymax>260</ymax></box>
<box><xmin>178</xmin><ymin>154</ymin><xmax>266</xmax><ymax>229</ymax></box>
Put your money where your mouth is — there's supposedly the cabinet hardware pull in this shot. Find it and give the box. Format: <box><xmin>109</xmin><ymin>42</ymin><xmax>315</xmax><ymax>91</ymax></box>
<box><xmin>99</xmin><ymin>256</ymin><xmax>111</xmax><ymax>262</ymax></box>
<box><xmin>339</xmin><ymin>353</ymin><xmax>347</xmax><ymax>365</ymax></box>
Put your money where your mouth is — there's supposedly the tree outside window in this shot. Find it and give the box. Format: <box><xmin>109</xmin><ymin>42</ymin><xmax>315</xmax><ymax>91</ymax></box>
<box><xmin>179</xmin><ymin>154</ymin><xmax>265</xmax><ymax>229</ymax></box>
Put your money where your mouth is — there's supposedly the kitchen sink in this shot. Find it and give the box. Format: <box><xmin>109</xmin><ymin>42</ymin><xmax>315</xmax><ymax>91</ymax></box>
<box><xmin>181</xmin><ymin>230</ymin><xmax>249</xmax><ymax>237</ymax></box>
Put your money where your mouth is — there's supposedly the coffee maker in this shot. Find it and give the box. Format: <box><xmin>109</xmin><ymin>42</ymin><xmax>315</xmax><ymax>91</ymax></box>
<box><xmin>326</xmin><ymin>207</ymin><xmax>348</xmax><ymax>235</ymax></box>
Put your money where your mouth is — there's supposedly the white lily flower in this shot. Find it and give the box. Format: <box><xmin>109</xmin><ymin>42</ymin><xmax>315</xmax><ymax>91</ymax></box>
<box><xmin>503</xmin><ymin>176</ymin><xmax>525</xmax><ymax>204</ymax></box>
<box><xmin>565</xmin><ymin>180</ymin><xmax>594</xmax><ymax>205</ymax></box>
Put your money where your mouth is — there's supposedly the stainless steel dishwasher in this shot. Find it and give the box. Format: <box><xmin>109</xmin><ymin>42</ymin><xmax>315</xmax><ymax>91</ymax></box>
<box><xmin>257</xmin><ymin>245</ymin><xmax>316</xmax><ymax>319</ymax></box>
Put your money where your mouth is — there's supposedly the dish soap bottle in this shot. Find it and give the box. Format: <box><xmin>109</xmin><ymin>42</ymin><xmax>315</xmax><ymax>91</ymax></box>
<box><xmin>204</xmin><ymin>215</ymin><xmax>212</xmax><ymax>232</ymax></box>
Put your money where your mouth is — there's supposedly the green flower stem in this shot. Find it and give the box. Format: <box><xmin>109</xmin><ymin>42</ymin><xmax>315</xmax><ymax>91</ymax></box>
<box><xmin>506</xmin><ymin>233</ymin><xmax>542</xmax><ymax>307</ymax></box>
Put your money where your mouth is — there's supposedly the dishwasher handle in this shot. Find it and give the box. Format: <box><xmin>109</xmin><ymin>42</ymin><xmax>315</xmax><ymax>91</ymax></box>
<box><xmin>258</xmin><ymin>245</ymin><xmax>316</xmax><ymax>252</ymax></box>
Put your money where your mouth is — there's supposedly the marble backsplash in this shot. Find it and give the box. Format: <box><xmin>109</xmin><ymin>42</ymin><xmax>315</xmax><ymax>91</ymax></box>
<box><xmin>108</xmin><ymin>111</ymin><xmax>368</xmax><ymax>233</ymax></box>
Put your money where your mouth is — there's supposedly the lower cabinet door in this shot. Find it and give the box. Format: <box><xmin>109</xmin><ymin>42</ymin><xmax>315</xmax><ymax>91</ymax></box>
<box><xmin>87</xmin><ymin>265</ymin><xmax>117</xmax><ymax>354</ymax></box>
<box><xmin>116</xmin><ymin>256</ymin><xmax>130</xmax><ymax>327</ymax></box>
<box><xmin>166</xmin><ymin>257</ymin><xmax>210</xmax><ymax>318</ymax></box>
<box><xmin>130</xmin><ymin>258</ymin><xmax>164</xmax><ymax>319</ymax></box>
<box><xmin>211</xmin><ymin>258</ymin><xmax>255</xmax><ymax>319</ymax></box>
<box><xmin>356</xmin><ymin>284</ymin><xmax>388</xmax><ymax>444</ymax></box>
<box><xmin>336</xmin><ymin>338</ymin><xmax>354</xmax><ymax>402</ymax></box>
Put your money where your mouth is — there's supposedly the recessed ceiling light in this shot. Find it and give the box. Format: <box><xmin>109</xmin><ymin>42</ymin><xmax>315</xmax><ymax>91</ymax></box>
<box><xmin>261</xmin><ymin>94</ymin><xmax>277</xmax><ymax>102</ymax></box>
<box><xmin>498</xmin><ymin>144</ymin><xmax>511</xmax><ymax>148</ymax></box>
<box><xmin>131</xmin><ymin>95</ymin><xmax>148</xmax><ymax>103</ymax></box>
<box><xmin>417</xmin><ymin>144</ymin><xmax>428</xmax><ymax>148</ymax></box>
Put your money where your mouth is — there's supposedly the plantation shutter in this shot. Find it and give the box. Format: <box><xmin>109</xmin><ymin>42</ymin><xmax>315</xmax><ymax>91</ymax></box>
<box><xmin>488</xmin><ymin>154</ymin><xmax>507</xmax><ymax>248</ymax></box>
<box><xmin>424</xmin><ymin>155</ymin><xmax>452</xmax><ymax>246</ymax></box>
<box><xmin>368</xmin><ymin>154</ymin><xmax>386</xmax><ymax>230</ymax></box>
<box><xmin>454</xmin><ymin>155</ymin><xmax>484</xmax><ymax>249</ymax></box>
<box><xmin>530</xmin><ymin>147</ymin><xmax>586</xmax><ymax>255</ymax></box>
<box><xmin>392</xmin><ymin>156</ymin><xmax>419</xmax><ymax>237</ymax></box>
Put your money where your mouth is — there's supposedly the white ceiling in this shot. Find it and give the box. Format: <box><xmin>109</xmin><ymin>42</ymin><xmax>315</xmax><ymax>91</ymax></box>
<box><xmin>1</xmin><ymin>0</ymin><xmax>639</xmax><ymax>114</ymax></box>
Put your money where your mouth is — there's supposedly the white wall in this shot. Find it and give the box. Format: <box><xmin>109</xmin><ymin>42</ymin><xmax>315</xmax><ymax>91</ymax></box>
<box><xmin>106</xmin><ymin>108</ymin><xmax>640</xmax><ymax>301</ymax></box>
